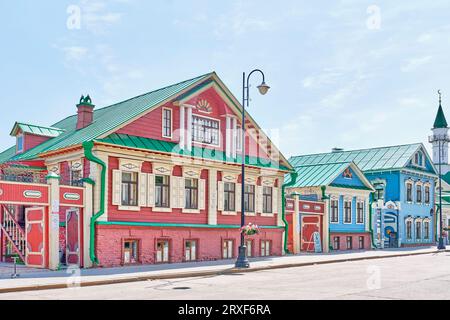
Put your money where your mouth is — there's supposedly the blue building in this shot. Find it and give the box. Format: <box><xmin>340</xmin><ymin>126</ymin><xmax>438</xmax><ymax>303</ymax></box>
<box><xmin>290</xmin><ymin>144</ymin><xmax>438</xmax><ymax>249</ymax></box>
<box><xmin>285</xmin><ymin>161</ymin><xmax>375</xmax><ymax>252</ymax></box>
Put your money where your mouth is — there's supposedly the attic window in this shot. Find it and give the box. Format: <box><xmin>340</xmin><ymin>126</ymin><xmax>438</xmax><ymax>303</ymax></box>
<box><xmin>414</xmin><ymin>151</ymin><xmax>424</xmax><ymax>167</ymax></box>
<box><xmin>343</xmin><ymin>168</ymin><xmax>353</xmax><ymax>179</ymax></box>
<box><xmin>16</xmin><ymin>134</ymin><xmax>24</xmax><ymax>153</ymax></box>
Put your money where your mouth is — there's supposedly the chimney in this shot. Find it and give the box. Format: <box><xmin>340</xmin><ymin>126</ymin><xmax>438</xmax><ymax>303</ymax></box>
<box><xmin>76</xmin><ymin>95</ymin><xmax>95</xmax><ymax>130</ymax></box>
<box><xmin>332</xmin><ymin>147</ymin><xmax>344</xmax><ymax>153</ymax></box>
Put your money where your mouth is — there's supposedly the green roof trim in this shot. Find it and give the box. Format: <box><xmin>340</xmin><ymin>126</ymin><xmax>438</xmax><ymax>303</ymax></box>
<box><xmin>99</xmin><ymin>133</ymin><xmax>290</xmax><ymax>171</ymax></box>
<box><xmin>329</xmin><ymin>183</ymin><xmax>372</xmax><ymax>191</ymax></box>
<box><xmin>433</xmin><ymin>104</ymin><xmax>448</xmax><ymax>129</ymax></box>
<box><xmin>97</xmin><ymin>221</ymin><xmax>284</xmax><ymax>229</ymax></box>
<box><xmin>284</xmin><ymin>162</ymin><xmax>352</xmax><ymax>188</ymax></box>
<box><xmin>10</xmin><ymin>122</ymin><xmax>65</xmax><ymax>138</ymax></box>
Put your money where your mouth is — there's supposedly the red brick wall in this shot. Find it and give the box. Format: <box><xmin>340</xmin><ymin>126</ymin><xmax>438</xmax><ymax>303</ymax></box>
<box><xmin>95</xmin><ymin>225</ymin><xmax>283</xmax><ymax>267</ymax></box>
<box><xmin>330</xmin><ymin>233</ymin><xmax>372</xmax><ymax>251</ymax></box>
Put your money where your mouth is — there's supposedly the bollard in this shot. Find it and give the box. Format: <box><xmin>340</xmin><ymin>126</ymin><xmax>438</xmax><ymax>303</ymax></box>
<box><xmin>11</xmin><ymin>257</ymin><xmax>20</xmax><ymax>279</ymax></box>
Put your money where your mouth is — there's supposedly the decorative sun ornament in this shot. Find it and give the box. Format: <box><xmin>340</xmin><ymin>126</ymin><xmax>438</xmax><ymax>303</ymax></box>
<box><xmin>196</xmin><ymin>99</ymin><xmax>212</xmax><ymax>114</ymax></box>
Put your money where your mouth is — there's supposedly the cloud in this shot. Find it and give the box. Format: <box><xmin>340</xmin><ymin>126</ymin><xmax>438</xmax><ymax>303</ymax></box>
<box><xmin>401</xmin><ymin>56</ymin><xmax>433</xmax><ymax>72</ymax></box>
<box><xmin>79</xmin><ymin>0</ymin><xmax>124</xmax><ymax>35</ymax></box>
<box><xmin>61</xmin><ymin>46</ymin><xmax>89</xmax><ymax>61</ymax></box>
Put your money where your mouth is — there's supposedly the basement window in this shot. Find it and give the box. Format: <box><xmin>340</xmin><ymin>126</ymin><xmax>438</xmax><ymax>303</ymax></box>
<box><xmin>123</xmin><ymin>240</ymin><xmax>139</xmax><ymax>264</ymax></box>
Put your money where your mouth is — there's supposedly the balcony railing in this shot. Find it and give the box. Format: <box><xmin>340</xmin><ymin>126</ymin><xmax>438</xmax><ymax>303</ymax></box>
<box><xmin>0</xmin><ymin>173</ymin><xmax>47</xmax><ymax>184</ymax></box>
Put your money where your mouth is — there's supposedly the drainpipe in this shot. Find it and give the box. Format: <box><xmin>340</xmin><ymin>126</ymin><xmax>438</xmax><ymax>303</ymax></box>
<box><xmin>368</xmin><ymin>193</ymin><xmax>377</xmax><ymax>248</ymax></box>
<box><xmin>82</xmin><ymin>141</ymin><xmax>106</xmax><ymax>265</ymax></box>
<box><xmin>282</xmin><ymin>172</ymin><xmax>298</xmax><ymax>254</ymax></box>
<box><xmin>321</xmin><ymin>186</ymin><xmax>332</xmax><ymax>251</ymax></box>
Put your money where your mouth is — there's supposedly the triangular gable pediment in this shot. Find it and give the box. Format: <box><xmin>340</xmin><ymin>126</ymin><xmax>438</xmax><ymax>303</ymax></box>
<box><xmin>105</xmin><ymin>73</ymin><xmax>292</xmax><ymax>170</ymax></box>
<box><xmin>329</xmin><ymin>162</ymin><xmax>374</xmax><ymax>190</ymax></box>
<box><xmin>405</xmin><ymin>144</ymin><xmax>437</xmax><ymax>175</ymax></box>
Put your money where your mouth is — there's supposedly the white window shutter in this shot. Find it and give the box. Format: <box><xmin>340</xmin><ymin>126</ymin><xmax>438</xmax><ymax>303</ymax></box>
<box><xmin>112</xmin><ymin>170</ymin><xmax>122</xmax><ymax>206</ymax></box>
<box><xmin>170</xmin><ymin>176</ymin><xmax>178</xmax><ymax>209</ymax></box>
<box><xmin>178</xmin><ymin>177</ymin><xmax>185</xmax><ymax>208</ymax></box>
<box><xmin>273</xmin><ymin>187</ymin><xmax>279</xmax><ymax>214</ymax></box>
<box><xmin>139</xmin><ymin>173</ymin><xmax>148</xmax><ymax>207</ymax></box>
<box><xmin>257</xmin><ymin>186</ymin><xmax>263</xmax><ymax>213</ymax></box>
<box><xmin>199</xmin><ymin>179</ymin><xmax>206</xmax><ymax>210</ymax></box>
<box><xmin>236</xmin><ymin>183</ymin><xmax>242</xmax><ymax>212</ymax></box>
<box><xmin>217</xmin><ymin>181</ymin><xmax>224</xmax><ymax>211</ymax></box>
<box><xmin>147</xmin><ymin>174</ymin><xmax>155</xmax><ymax>207</ymax></box>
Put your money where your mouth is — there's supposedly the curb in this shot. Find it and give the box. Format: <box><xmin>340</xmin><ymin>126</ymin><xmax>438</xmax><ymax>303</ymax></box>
<box><xmin>0</xmin><ymin>249</ymin><xmax>447</xmax><ymax>294</ymax></box>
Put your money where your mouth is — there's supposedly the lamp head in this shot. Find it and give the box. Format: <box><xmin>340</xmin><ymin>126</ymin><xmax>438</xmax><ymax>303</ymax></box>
<box><xmin>257</xmin><ymin>82</ymin><xmax>270</xmax><ymax>95</ymax></box>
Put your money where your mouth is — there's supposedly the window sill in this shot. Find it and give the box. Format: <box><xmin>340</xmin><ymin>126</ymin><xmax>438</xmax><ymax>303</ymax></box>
<box><xmin>221</xmin><ymin>211</ymin><xmax>237</xmax><ymax>216</ymax></box>
<box><xmin>261</xmin><ymin>213</ymin><xmax>275</xmax><ymax>217</ymax></box>
<box><xmin>118</xmin><ymin>206</ymin><xmax>141</xmax><ymax>211</ymax></box>
<box><xmin>153</xmin><ymin>207</ymin><xmax>172</xmax><ymax>213</ymax></box>
<box><xmin>182</xmin><ymin>209</ymin><xmax>201</xmax><ymax>214</ymax></box>
<box><xmin>245</xmin><ymin>212</ymin><xmax>257</xmax><ymax>216</ymax></box>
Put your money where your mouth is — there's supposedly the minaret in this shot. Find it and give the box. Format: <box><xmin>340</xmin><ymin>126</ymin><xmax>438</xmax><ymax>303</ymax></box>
<box><xmin>430</xmin><ymin>90</ymin><xmax>450</xmax><ymax>175</ymax></box>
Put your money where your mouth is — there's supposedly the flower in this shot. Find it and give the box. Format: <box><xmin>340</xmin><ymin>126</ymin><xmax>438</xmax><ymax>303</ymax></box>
<box><xmin>241</xmin><ymin>223</ymin><xmax>260</xmax><ymax>236</ymax></box>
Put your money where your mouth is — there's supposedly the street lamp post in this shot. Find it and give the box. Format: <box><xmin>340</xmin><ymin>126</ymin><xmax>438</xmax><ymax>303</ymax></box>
<box><xmin>235</xmin><ymin>69</ymin><xmax>270</xmax><ymax>269</ymax></box>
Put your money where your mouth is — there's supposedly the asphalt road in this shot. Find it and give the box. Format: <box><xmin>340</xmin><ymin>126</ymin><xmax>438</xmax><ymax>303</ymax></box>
<box><xmin>2</xmin><ymin>252</ymin><xmax>450</xmax><ymax>300</ymax></box>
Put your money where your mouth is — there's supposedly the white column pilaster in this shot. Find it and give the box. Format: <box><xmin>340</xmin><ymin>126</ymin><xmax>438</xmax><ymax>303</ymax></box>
<box><xmin>186</xmin><ymin>106</ymin><xmax>192</xmax><ymax>151</ymax></box>
<box><xmin>232</xmin><ymin>117</ymin><xmax>237</xmax><ymax>158</ymax></box>
<box><xmin>293</xmin><ymin>194</ymin><xmax>301</xmax><ymax>254</ymax></box>
<box><xmin>208</xmin><ymin>169</ymin><xmax>218</xmax><ymax>225</ymax></box>
<box><xmin>47</xmin><ymin>173</ymin><xmax>60</xmax><ymax>270</ymax></box>
<box><xmin>225</xmin><ymin>116</ymin><xmax>231</xmax><ymax>158</ymax></box>
<box><xmin>180</xmin><ymin>106</ymin><xmax>185</xmax><ymax>150</ymax></box>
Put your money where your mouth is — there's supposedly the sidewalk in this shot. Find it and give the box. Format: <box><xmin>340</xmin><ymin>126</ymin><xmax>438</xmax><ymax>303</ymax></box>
<box><xmin>0</xmin><ymin>246</ymin><xmax>447</xmax><ymax>293</ymax></box>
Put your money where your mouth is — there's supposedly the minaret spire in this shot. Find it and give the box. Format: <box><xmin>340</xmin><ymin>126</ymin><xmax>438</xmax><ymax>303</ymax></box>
<box><xmin>433</xmin><ymin>90</ymin><xmax>448</xmax><ymax>129</ymax></box>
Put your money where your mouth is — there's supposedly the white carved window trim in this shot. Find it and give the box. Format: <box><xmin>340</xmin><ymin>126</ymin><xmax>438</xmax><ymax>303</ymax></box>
<box><xmin>405</xmin><ymin>179</ymin><xmax>414</xmax><ymax>203</ymax></box>
<box><xmin>162</xmin><ymin>107</ymin><xmax>173</xmax><ymax>139</ymax></box>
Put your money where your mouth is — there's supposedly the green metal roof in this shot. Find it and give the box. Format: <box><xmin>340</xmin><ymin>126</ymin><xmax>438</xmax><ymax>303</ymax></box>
<box><xmin>433</xmin><ymin>104</ymin><xmax>448</xmax><ymax>129</ymax></box>
<box><xmin>284</xmin><ymin>162</ymin><xmax>353</xmax><ymax>188</ymax></box>
<box><xmin>289</xmin><ymin>143</ymin><xmax>427</xmax><ymax>173</ymax></box>
<box><xmin>0</xmin><ymin>73</ymin><xmax>213</xmax><ymax>163</ymax></box>
<box><xmin>10</xmin><ymin>122</ymin><xmax>65</xmax><ymax>138</ymax></box>
<box><xmin>99</xmin><ymin>133</ymin><xmax>290</xmax><ymax>171</ymax></box>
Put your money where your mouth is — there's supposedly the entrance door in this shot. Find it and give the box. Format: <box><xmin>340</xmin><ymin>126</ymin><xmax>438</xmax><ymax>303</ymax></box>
<box><xmin>25</xmin><ymin>207</ymin><xmax>46</xmax><ymax>268</ymax></box>
<box><xmin>301</xmin><ymin>215</ymin><xmax>321</xmax><ymax>252</ymax></box>
<box><xmin>66</xmin><ymin>209</ymin><xmax>80</xmax><ymax>266</ymax></box>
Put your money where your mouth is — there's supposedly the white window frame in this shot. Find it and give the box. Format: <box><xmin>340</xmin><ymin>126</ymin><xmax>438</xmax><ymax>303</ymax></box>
<box><xmin>261</xmin><ymin>240</ymin><xmax>271</xmax><ymax>257</ymax></box>
<box><xmin>405</xmin><ymin>180</ymin><xmax>413</xmax><ymax>203</ymax></box>
<box><xmin>330</xmin><ymin>198</ymin><xmax>339</xmax><ymax>224</ymax></box>
<box><xmin>424</xmin><ymin>183</ymin><xmax>431</xmax><ymax>204</ymax></box>
<box><xmin>416</xmin><ymin>181</ymin><xmax>423</xmax><ymax>204</ymax></box>
<box><xmin>343</xmin><ymin>199</ymin><xmax>352</xmax><ymax>224</ymax></box>
<box><xmin>162</xmin><ymin>107</ymin><xmax>173</xmax><ymax>139</ymax></box>
<box><xmin>16</xmin><ymin>133</ymin><xmax>24</xmax><ymax>153</ymax></box>
<box><xmin>406</xmin><ymin>218</ymin><xmax>413</xmax><ymax>241</ymax></box>
<box><xmin>415</xmin><ymin>219</ymin><xmax>422</xmax><ymax>241</ymax></box>
<box><xmin>191</xmin><ymin>114</ymin><xmax>221</xmax><ymax>147</ymax></box>
<box><xmin>356</xmin><ymin>201</ymin><xmax>364</xmax><ymax>224</ymax></box>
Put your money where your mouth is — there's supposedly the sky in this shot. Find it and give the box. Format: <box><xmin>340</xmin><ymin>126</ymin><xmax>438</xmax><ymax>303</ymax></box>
<box><xmin>0</xmin><ymin>0</ymin><xmax>449</xmax><ymax>159</ymax></box>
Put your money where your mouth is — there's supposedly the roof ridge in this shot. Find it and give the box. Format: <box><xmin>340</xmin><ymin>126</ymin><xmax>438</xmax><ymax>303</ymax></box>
<box><xmin>293</xmin><ymin>161</ymin><xmax>352</xmax><ymax>168</ymax></box>
<box><xmin>16</xmin><ymin>122</ymin><xmax>65</xmax><ymax>131</ymax></box>
<box><xmin>91</xmin><ymin>72</ymin><xmax>214</xmax><ymax>114</ymax></box>
<box><xmin>290</xmin><ymin>142</ymin><xmax>422</xmax><ymax>159</ymax></box>
<box><xmin>49</xmin><ymin>72</ymin><xmax>215</xmax><ymax>127</ymax></box>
